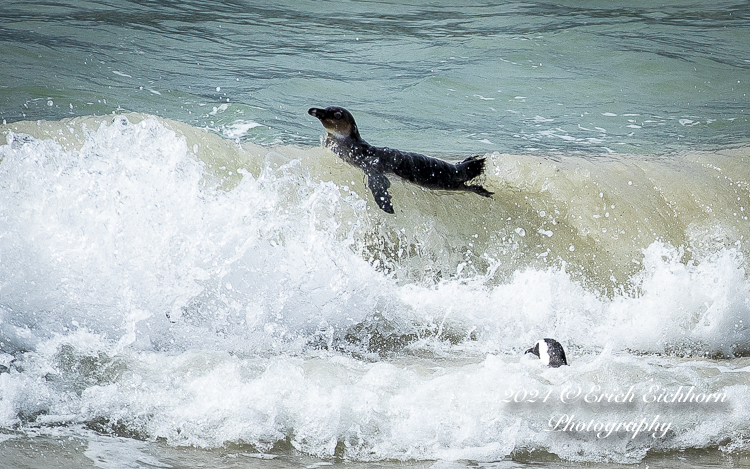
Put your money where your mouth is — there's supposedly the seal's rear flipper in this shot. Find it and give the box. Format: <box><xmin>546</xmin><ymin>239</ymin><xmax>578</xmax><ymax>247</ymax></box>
<box><xmin>457</xmin><ymin>155</ymin><xmax>487</xmax><ymax>182</ymax></box>
<box><xmin>458</xmin><ymin>156</ymin><xmax>492</xmax><ymax>197</ymax></box>
<box><xmin>366</xmin><ymin>171</ymin><xmax>395</xmax><ymax>214</ymax></box>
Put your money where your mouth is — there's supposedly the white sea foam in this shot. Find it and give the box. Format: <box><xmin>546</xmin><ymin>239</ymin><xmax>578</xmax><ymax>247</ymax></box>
<box><xmin>222</xmin><ymin>121</ymin><xmax>264</xmax><ymax>139</ymax></box>
<box><xmin>0</xmin><ymin>116</ymin><xmax>748</xmax><ymax>463</ymax></box>
<box><xmin>84</xmin><ymin>432</ymin><xmax>173</xmax><ymax>469</ymax></box>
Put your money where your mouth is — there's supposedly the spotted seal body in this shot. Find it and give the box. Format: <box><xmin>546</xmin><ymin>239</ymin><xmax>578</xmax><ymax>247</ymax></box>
<box><xmin>308</xmin><ymin>106</ymin><xmax>493</xmax><ymax>213</ymax></box>
<box><xmin>525</xmin><ymin>338</ymin><xmax>568</xmax><ymax>367</ymax></box>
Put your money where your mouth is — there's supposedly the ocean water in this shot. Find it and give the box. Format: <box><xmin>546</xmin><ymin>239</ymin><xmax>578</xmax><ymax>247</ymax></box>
<box><xmin>1</xmin><ymin>1</ymin><xmax>750</xmax><ymax>468</ymax></box>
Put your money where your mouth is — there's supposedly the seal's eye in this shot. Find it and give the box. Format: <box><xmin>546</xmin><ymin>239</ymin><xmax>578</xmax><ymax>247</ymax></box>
<box><xmin>333</xmin><ymin>111</ymin><xmax>342</xmax><ymax>119</ymax></box>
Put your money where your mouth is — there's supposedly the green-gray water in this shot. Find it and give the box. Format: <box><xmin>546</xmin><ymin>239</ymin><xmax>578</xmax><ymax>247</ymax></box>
<box><xmin>3</xmin><ymin>0</ymin><xmax>748</xmax><ymax>154</ymax></box>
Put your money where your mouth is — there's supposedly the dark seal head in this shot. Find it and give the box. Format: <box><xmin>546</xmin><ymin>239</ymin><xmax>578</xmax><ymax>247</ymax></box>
<box><xmin>308</xmin><ymin>106</ymin><xmax>493</xmax><ymax>214</ymax></box>
<box><xmin>525</xmin><ymin>338</ymin><xmax>568</xmax><ymax>367</ymax></box>
<box><xmin>307</xmin><ymin>106</ymin><xmax>360</xmax><ymax>141</ymax></box>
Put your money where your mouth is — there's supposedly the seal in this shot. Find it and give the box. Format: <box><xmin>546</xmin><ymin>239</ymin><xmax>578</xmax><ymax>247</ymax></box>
<box><xmin>308</xmin><ymin>106</ymin><xmax>493</xmax><ymax>213</ymax></box>
<box><xmin>525</xmin><ymin>338</ymin><xmax>568</xmax><ymax>367</ymax></box>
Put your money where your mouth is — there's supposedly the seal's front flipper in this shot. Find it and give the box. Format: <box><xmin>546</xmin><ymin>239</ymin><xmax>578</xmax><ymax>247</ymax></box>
<box><xmin>366</xmin><ymin>171</ymin><xmax>394</xmax><ymax>214</ymax></box>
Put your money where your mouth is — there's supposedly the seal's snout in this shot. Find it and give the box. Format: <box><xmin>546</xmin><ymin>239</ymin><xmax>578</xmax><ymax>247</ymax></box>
<box><xmin>308</xmin><ymin>106</ymin><xmax>352</xmax><ymax>122</ymax></box>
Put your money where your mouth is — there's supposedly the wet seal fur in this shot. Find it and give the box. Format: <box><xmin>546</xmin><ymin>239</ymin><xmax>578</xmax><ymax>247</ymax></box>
<box><xmin>308</xmin><ymin>106</ymin><xmax>493</xmax><ymax>213</ymax></box>
<box><xmin>525</xmin><ymin>338</ymin><xmax>568</xmax><ymax>367</ymax></box>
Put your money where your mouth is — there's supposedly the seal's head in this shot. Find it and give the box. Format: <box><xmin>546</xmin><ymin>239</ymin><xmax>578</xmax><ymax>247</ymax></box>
<box><xmin>525</xmin><ymin>338</ymin><xmax>568</xmax><ymax>367</ymax></box>
<box><xmin>308</xmin><ymin>106</ymin><xmax>361</xmax><ymax>141</ymax></box>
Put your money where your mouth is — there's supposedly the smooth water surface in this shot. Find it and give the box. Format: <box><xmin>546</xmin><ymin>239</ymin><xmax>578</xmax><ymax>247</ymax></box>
<box><xmin>2</xmin><ymin>0</ymin><xmax>749</xmax><ymax>154</ymax></box>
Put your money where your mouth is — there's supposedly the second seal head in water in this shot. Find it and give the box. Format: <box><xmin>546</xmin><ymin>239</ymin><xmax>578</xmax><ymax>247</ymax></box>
<box><xmin>525</xmin><ymin>338</ymin><xmax>568</xmax><ymax>367</ymax></box>
<box><xmin>308</xmin><ymin>106</ymin><xmax>493</xmax><ymax>214</ymax></box>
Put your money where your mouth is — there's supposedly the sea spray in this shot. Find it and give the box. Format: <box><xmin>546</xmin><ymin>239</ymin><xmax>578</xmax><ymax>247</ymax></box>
<box><xmin>0</xmin><ymin>115</ymin><xmax>749</xmax><ymax>463</ymax></box>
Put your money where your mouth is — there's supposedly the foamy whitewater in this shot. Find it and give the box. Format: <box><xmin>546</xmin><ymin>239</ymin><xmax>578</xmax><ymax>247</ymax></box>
<box><xmin>0</xmin><ymin>115</ymin><xmax>748</xmax><ymax>465</ymax></box>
